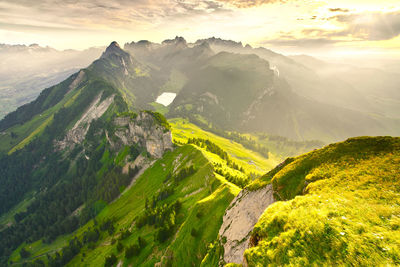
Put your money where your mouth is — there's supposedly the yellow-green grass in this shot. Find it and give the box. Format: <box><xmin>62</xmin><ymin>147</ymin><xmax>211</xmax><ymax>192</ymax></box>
<box><xmin>244</xmin><ymin>136</ymin><xmax>400</xmax><ymax>266</ymax></box>
<box><xmin>14</xmin><ymin>145</ymin><xmax>239</xmax><ymax>266</ymax></box>
<box><xmin>66</xmin><ymin>145</ymin><xmax>238</xmax><ymax>266</ymax></box>
<box><xmin>170</xmin><ymin>118</ymin><xmax>279</xmax><ymax>175</ymax></box>
<box><xmin>168</xmin><ymin>183</ymin><xmax>240</xmax><ymax>266</ymax></box>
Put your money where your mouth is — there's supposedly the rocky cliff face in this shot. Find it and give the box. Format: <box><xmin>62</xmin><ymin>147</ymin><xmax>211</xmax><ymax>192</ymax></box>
<box><xmin>112</xmin><ymin>112</ymin><xmax>173</xmax><ymax>158</ymax></box>
<box><xmin>219</xmin><ymin>185</ymin><xmax>275</xmax><ymax>265</ymax></box>
<box><xmin>55</xmin><ymin>93</ymin><xmax>172</xmax><ymax>159</ymax></box>
<box><xmin>55</xmin><ymin>92</ymin><xmax>115</xmax><ymax>151</ymax></box>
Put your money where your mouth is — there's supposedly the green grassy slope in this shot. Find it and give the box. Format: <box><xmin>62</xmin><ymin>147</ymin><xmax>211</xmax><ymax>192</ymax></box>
<box><xmin>12</xmin><ymin>145</ymin><xmax>240</xmax><ymax>266</ymax></box>
<box><xmin>12</xmin><ymin>116</ymin><xmax>289</xmax><ymax>266</ymax></box>
<box><xmin>0</xmin><ymin>53</ymin><xmax>133</xmax><ymax>264</ymax></box>
<box><xmin>245</xmin><ymin>136</ymin><xmax>400</xmax><ymax>266</ymax></box>
<box><xmin>0</xmin><ymin>77</ymin><xmax>84</xmax><ymax>154</ymax></box>
<box><xmin>170</xmin><ymin>118</ymin><xmax>279</xmax><ymax>175</ymax></box>
<box><xmin>76</xmin><ymin>143</ymin><xmax>239</xmax><ymax>266</ymax></box>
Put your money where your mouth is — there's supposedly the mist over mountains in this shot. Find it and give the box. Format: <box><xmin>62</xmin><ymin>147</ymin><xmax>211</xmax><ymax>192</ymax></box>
<box><xmin>0</xmin><ymin>44</ymin><xmax>103</xmax><ymax>118</ymax></box>
<box><xmin>3</xmin><ymin>37</ymin><xmax>398</xmax><ymax>142</ymax></box>
<box><xmin>0</xmin><ymin>36</ymin><xmax>399</xmax><ymax>266</ymax></box>
<box><xmin>123</xmin><ymin>36</ymin><xmax>399</xmax><ymax>142</ymax></box>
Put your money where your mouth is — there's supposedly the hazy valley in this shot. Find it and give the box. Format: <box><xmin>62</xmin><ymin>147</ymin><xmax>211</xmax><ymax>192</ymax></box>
<box><xmin>0</xmin><ymin>36</ymin><xmax>399</xmax><ymax>267</ymax></box>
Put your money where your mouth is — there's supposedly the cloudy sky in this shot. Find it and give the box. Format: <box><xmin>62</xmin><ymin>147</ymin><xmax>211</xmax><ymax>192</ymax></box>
<box><xmin>1</xmin><ymin>0</ymin><xmax>399</xmax><ymax>57</ymax></box>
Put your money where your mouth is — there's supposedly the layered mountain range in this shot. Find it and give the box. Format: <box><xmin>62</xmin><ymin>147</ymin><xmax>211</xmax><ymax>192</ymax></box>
<box><xmin>0</xmin><ymin>37</ymin><xmax>399</xmax><ymax>266</ymax></box>
<box><xmin>126</xmin><ymin>37</ymin><xmax>399</xmax><ymax>142</ymax></box>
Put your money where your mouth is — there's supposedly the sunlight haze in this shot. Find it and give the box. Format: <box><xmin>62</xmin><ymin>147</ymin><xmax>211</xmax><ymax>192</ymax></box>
<box><xmin>0</xmin><ymin>0</ymin><xmax>399</xmax><ymax>58</ymax></box>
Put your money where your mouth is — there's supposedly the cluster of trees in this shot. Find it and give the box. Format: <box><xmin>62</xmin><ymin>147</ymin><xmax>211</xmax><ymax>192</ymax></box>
<box><xmin>226</xmin><ymin>132</ymin><xmax>270</xmax><ymax>158</ymax></box>
<box><xmin>137</xmin><ymin>200</ymin><xmax>182</xmax><ymax>243</ymax></box>
<box><xmin>48</xmin><ymin>238</ymin><xmax>82</xmax><ymax>266</ymax></box>
<box><xmin>11</xmin><ymin>218</ymin><xmax>116</xmax><ymax>266</ymax></box>
<box><xmin>187</xmin><ymin>138</ymin><xmax>229</xmax><ymax>160</ymax></box>
<box><xmin>0</xmin><ymin>151</ymin><xmax>80</xmax><ymax>263</ymax></box>
<box><xmin>93</xmin><ymin>167</ymin><xmax>130</xmax><ymax>203</ymax></box>
<box><xmin>187</xmin><ymin>117</ymin><xmax>271</xmax><ymax>158</ymax></box>
<box><xmin>124</xmin><ymin>236</ymin><xmax>147</xmax><ymax>259</ymax></box>
<box><xmin>137</xmin><ymin>200</ymin><xmax>181</xmax><ymax>229</ymax></box>
<box><xmin>155</xmin><ymin>165</ymin><xmax>197</xmax><ymax>204</ymax></box>
<box><xmin>214</xmin><ymin>168</ymin><xmax>249</xmax><ymax>188</ymax></box>
<box><xmin>0</xmin><ymin>130</ymin><xmax>139</xmax><ymax>265</ymax></box>
<box><xmin>0</xmin><ymin>68</ymin><xmax>141</xmax><ymax>265</ymax></box>
<box><xmin>104</xmin><ymin>254</ymin><xmax>118</xmax><ymax>267</ymax></box>
<box><xmin>156</xmin><ymin>187</ymin><xmax>174</xmax><ymax>203</ymax></box>
<box><xmin>182</xmin><ymin>115</ymin><xmax>324</xmax><ymax>158</ymax></box>
<box><xmin>187</xmin><ymin>137</ymin><xmax>244</xmax><ymax>172</ymax></box>
<box><xmin>0</xmin><ymin>79</ymin><xmax>114</xmax><ymax>216</ymax></box>
<box><xmin>133</xmin><ymin>164</ymin><xmax>197</xmax><ymax>244</ymax></box>
<box><xmin>173</xmin><ymin>165</ymin><xmax>196</xmax><ymax>183</ymax></box>
<box><xmin>47</xmin><ymin>218</ymin><xmax>115</xmax><ymax>267</ymax></box>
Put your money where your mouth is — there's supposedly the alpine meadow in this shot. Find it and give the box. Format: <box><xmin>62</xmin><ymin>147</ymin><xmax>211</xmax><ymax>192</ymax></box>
<box><xmin>0</xmin><ymin>0</ymin><xmax>399</xmax><ymax>266</ymax></box>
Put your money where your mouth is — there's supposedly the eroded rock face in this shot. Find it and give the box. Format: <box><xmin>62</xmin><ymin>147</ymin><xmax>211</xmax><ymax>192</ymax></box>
<box><xmin>112</xmin><ymin>112</ymin><xmax>173</xmax><ymax>158</ymax></box>
<box><xmin>55</xmin><ymin>93</ymin><xmax>115</xmax><ymax>150</ymax></box>
<box><xmin>219</xmin><ymin>185</ymin><xmax>275</xmax><ymax>265</ymax></box>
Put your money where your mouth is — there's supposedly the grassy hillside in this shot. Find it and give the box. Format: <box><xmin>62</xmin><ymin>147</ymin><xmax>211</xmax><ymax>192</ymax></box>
<box><xmin>170</xmin><ymin>118</ymin><xmax>279</xmax><ymax>175</ymax></box>
<box><xmin>244</xmin><ymin>136</ymin><xmax>400</xmax><ymax>266</ymax></box>
<box><xmin>8</xmin><ymin>114</ymin><xmax>289</xmax><ymax>266</ymax></box>
<box><xmin>0</xmin><ymin>73</ymin><xmax>84</xmax><ymax>154</ymax></box>
<box><xmin>10</xmin><ymin>145</ymin><xmax>240</xmax><ymax>266</ymax></box>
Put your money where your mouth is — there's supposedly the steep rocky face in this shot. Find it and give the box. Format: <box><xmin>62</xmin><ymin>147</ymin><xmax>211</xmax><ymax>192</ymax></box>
<box><xmin>100</xmin><ymin>41</ymin><xmax>135</xmax><ymax>76</ymax></box>
<box><xmin>219</xmin><ymin>185</ymin><xmax>275</xmax><ymax>265</ymax></box>
<box><xmin>112</xmin><ymin>112</ymin><xmax>173</xmax><ymax>158</ymax></box>
<box><xmin>55</xmin><ymin>92</ymin><xmax>115</xmax><ymax>150</ymax></box>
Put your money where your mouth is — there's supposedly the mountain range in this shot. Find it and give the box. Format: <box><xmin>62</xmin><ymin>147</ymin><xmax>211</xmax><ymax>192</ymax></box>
<box><xmin>0</xmin><ymin>37</ymin><xmax>399</xmax><ymax>266</ymax></box>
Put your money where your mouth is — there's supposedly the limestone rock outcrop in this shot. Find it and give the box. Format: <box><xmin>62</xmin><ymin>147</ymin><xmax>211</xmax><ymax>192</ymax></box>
<box><xmin>55</xmin><ymin>93</ymin><xmax>115</xmax><ymax>151</ymax></box>
<box><xmin>219</xmin><ymin>185</ymin><xmax>275</xmax><ymax>265</ymax></box>
<box><xmin>112</xmin><ymin>112</ymin><xmax>173</xmax><ymax>158</ymax></box>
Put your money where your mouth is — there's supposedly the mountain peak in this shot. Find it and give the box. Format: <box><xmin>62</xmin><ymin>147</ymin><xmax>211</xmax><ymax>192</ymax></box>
<box><xmin>195</xmin><ymin>37</ymin><xmax>243</xmax><ymax>48</ymax></box>
<box><xmin>109</xmin><ymin>41</ymin><xmax>120</xmax><ymax>48</ymax></box>
<box><xmin>124</xmin><ymin>40</ymin><xmax>154</xmax><ymax>50</ymax></box>
<box><xmin>29</xmin><ymin>43</ymin><xmax>40</xmax><ymax>48</ymax></box>
<box><xmin>162</xmin><ymin>36</ymin><xmax>187</xmax><ymax>46</ymax></box>
<box><xmin>101</xmin><ymin>41</ymin><xmax>125</xmax><ymax>58</ymax></box>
